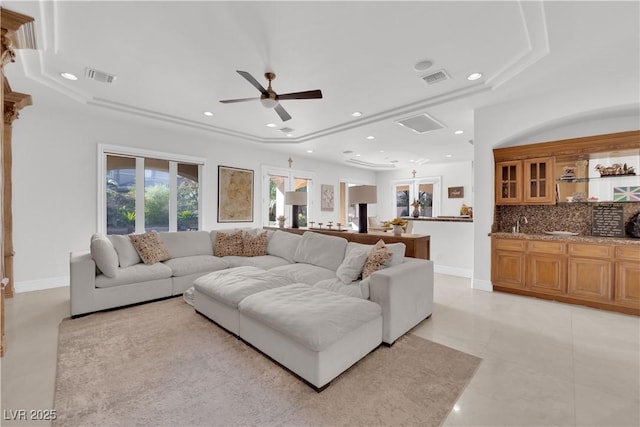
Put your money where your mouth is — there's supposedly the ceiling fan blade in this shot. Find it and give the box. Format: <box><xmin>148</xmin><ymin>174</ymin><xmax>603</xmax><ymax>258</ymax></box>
<box><xmin>219</xmin><ymin>97</ymin><xmax>259</xmax><ymax>104</ymax></box>
<box><xmin>277</xmin><ymin>89</ymin><xmax>323</xmax><ymax>100</ymax></box>
<box><xmin>236</xmin><ymin>70</ymin><xmax>269</xmax><ymax>96</ymax></box>
<box><xmin>274</xmin><ymin>104</ymin><xmax>292</xmax><ymax>122</ymax></box>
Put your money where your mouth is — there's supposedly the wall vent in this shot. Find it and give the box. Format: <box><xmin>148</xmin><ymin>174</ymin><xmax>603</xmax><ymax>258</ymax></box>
<box><xmin>396</xmin><ymin>113</ymin><xmax>445</xmax><ymax>134</ymax></box>
<box><xmin>85</xmin><ymin>67</ymin><xmax>117</xmax><ymax>83</ymax></box>
<box><xmin>421</xmin><ymin>69</ymin><xmax>450</xmax><ymax>85</ymax></box>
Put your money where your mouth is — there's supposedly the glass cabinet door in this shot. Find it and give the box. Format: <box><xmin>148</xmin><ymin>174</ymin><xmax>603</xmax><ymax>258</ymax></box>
<box><xmin>496</xmin><ymin>161</ymin><xmax>522</xmax><ymax>204</ymax></box>
<box><xmin>524</xmin><ymin>157</ymin><xmax>555</xmax><ymax>204</ymax></box>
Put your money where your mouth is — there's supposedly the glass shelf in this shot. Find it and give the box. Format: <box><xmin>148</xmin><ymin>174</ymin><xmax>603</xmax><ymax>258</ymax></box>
<box><xmin>557</xmin><ymin>174</ymin><xmax>638</xmax><ymax>183</ymax></box>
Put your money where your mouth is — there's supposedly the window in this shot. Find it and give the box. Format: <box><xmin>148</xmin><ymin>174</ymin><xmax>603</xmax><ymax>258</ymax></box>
<box><xmin>100</xmin><ymin>145</ymin><xmax>204</xmax><ymax>234</ymax></box>
<box><xmin>263</xmin><ymin>166</ymin><xmax>313</xmax><ymax>227</ymax></box>
<box><xmin>393</xmin><ymin>177</ymin><xmax>441</xmax><ymax>218</ymax></box>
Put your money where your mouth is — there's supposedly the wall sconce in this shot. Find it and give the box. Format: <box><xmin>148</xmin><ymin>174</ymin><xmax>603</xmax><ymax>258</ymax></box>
<box><xmin>285</xmin><ymin>191</ymin><xmax>307</xmax><ymax>229</ymax></box>
<box><xmin>348</xmin><ymin>185</ymin><xmax>377</xmax><ymax>233</ymax></box>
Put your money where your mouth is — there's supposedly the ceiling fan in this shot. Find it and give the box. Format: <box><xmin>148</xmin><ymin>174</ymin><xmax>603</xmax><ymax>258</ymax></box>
<box><xmin>219</xmin><ymin>70</ymin><xmax>323</xmax><ymax>122</ymax></box>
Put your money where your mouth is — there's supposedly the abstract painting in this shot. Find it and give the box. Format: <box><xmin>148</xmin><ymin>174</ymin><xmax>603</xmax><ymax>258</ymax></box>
<box><xmin>321</xmin><ymin>184</ymin><xmax>334</xmax><ymax>211</ymax></box>
<box><xmin>218</xmin><ymin>165</ymin><xmax>254</xmax><ymax>222</ymax></box>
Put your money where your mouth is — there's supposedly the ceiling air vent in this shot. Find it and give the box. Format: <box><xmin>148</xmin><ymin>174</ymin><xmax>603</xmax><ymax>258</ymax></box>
<box><xmin>396</xmin><ymin>113</ymin><xmax>445</xmax><ymax>134</ymax></box>
<box><xmin>85</xmin><ymin>67</ymin><xmax>117</xmax><ymax>83</ymax></box>
<box><xmin>421</xmin><ymin>69</ymin><xmax>450</xmax><ymax>85</ymax></box>
<box><xmin>280</xmin><ymin>127</ymin><xmax>294</xmax><ymax>133</ymax></box>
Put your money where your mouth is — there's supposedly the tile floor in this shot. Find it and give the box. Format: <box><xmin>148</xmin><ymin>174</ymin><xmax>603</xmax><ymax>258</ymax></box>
<box><xmin>1</xmin><ymin>274</ymin><xmax>639</xmax><ymax>426</ymax></box>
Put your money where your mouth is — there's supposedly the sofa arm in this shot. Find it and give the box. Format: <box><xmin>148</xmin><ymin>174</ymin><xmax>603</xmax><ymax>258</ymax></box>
<box><xmin>369</xmin><ymin>258</ymin><xmax>434</xmax><ymax>345</ymax></box>
<box><xmin>70</xmin><ymin>250</ymin><xmax>97</xmax><ymax>317</ymax></box>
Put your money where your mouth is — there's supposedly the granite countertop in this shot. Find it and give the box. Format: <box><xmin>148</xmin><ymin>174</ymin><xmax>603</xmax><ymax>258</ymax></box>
<box><xmin>491</xmin><ymin>232</ymin><xmax>640</xmax><ymax>245</ymax></box>
<box><xmin>403</xmin><ymin>216</ymin><xmax>473</xmax><ymax>223</ymax></box>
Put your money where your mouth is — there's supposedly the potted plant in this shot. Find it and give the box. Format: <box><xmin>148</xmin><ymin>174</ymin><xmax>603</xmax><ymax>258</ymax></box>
<box><xmin>410</xmin><ymin>199</ymin><xmax>422</xmax><ymax>218</ymax></box>
<box><xmin>276</xmin><ymin>215</ymin><xmax>286</xmax><ymax>228</ymax></box>
<box><xmin>385</xmin><ymin>218</ymin><xmax>407</xmax><ymax>235</ymax></box>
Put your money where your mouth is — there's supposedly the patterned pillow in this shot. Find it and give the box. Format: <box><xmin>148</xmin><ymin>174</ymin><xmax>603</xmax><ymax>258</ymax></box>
<box><xmin>129</xmin><ymin>232</ymin><xmax>171</xmax><ymax>265</ymax></box>
<box><xmin>243</xmin><ymin>231</ymin><xmax>268</xmax><ymax>257</ymax></box>
<box><xmin>362</xmin><ymin>239</ymin><xmax>392</xmax><ymax>279</ymax></box>
<box><xmin>214</xmin><ymin>230</ymin><xmax>244</xmax><ymax>257</ymax></box>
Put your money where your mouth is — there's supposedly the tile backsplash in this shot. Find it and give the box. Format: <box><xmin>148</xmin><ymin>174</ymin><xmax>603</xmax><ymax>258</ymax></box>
<box><xmin>494</xmin><ymin>203</ymin><xmax>640</xmax><ymax>236</ymax></box>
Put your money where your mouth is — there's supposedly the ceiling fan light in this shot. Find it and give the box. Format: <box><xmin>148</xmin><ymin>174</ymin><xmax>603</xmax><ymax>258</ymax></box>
<box><xmin>260</xmin><ymin>98</ymin><xmax>279</xmax><ymax>109</ymax></box>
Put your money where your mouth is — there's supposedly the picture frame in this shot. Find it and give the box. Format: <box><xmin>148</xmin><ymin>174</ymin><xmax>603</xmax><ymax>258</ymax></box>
<box><xmin>218</xmin><ymin>165</ymin><xmax>254</xmax><ymax>222</ymax></box>
<box><xmin>448</xmin><ymin>186</ymin><xmax>464</xmax><ymax>198</ymax></box>
<box><xmin>321</xmin><ymin>184</ymin><xmax>334</xmax><ymax>211</ymax></box>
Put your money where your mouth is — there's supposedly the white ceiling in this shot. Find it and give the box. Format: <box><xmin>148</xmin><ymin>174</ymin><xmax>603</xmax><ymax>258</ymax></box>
<box><xmin>4</xmin><ymin>1</ymin><xmax>639</xmax><ymax>169</ymax></box>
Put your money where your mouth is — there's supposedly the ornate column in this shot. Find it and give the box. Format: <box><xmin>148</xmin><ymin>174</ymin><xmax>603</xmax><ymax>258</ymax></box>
<box><xmin>1</xmin><ymin>7</ymin><xmax>34</xmax><ymax>356</ymax></box>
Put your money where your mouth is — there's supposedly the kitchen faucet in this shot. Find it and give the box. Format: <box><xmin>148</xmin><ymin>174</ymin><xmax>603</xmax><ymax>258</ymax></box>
<box><xmin>515</xmin><ymin>216</ymin><xmax>528</xmax><ymax>233</ymax></box>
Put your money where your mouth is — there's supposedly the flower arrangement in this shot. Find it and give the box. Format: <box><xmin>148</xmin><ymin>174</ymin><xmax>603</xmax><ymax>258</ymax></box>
<box><xmin>276</xmin><ymin>215</ymin><xmax>286</xmax><ymax>222</ymax></box>
<box><xmin>410</xmin><ymin>199</ymin><xmax>423</xmax><ymax>209</ymax></box>
<box><xmin>384</xmin><ymin>218</ymin><xmax>407</xmax><ymax>226</ymax></box>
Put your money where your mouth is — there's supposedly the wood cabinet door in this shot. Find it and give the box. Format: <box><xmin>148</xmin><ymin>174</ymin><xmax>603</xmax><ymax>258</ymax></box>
<box><xmin>524</xmin><ymin>157</ymin><xmax>555</xmax><ymax>204</ymax></box>
<box><xmin>615</xmin><ymin>261</ymin><xmax>640</xmax><ymax>309</ymax></box>
<box><xmin>495</xmin><ymin>161</ymin><xmax>522</xmax><ymax>205</ymax></box>
<box><xmin>527</xmin><ymin>253</ymin><xmax>566</xmax><ymax>295</ymax></box>
<box><xmin>492</xmin><ymin>250</ymin><xmax>526</xmax><ymax>288</ymax></box>
<box><xmin>568</xmin><ymin>257</ymin><xmax>613</xmax><ymax>302</ymax></box>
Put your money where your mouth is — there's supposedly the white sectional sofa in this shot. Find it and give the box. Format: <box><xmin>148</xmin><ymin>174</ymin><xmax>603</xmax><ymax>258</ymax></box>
<box><xmin>71</xmin><ymin>228</ymin><xmax>433</xmax><ymax>389</ymax></box>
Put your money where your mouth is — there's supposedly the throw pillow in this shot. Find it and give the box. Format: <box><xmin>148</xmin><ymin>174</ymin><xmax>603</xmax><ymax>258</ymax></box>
<box><xmin>336</xmin><ymin>246</ymin><xmax>370</xmax><ymax>284</ymax></box>
<box><xmin>90</xmin><ymin>233</ymin><xmax>119</xmax><ymax>278</ymax></box>
<box><xmin>108</xmin><ymin>234</ymin><xmax>142</xmax><ymax>268</ymax></box>
<box><xmin>242</xmin><ymin>231</ymin><xmax>268</xmax><ymax>257</ymax></box>
<box><xmin>214</xmin><ymin>230</ymin><xmax>244</xmax><ymax>257</ymax></box>
<box><xmin>129</xmin><ymin>232</ymin><xmax>171</xmax><ymax>265</ymax></box>
<box><xmin>362</xmin><ymin>239</ymin><xmax>392</xmax><ymax>279</ymax></box>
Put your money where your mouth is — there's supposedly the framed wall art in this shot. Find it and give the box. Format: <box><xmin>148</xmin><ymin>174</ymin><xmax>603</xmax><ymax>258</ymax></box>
<box><xmin>218</xmin><ymin>165</ymin><xmax>254</xmax><ymax>222</ymax></box>
<box><xmin>321</xmin><ymin>184</ymin><xmax>334</xmax><ymax>211</ymax></box>
<box><xmin>448</xmin><ymin>186</ymin><xmax>464</xmax><ymax>198</ymax></box>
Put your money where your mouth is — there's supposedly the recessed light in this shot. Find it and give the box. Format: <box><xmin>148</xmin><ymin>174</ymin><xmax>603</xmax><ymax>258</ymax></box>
<box><xmin>355</xmin><ymin>154</ymin><xmax>361</xmax><ymax>157</ymax></box>
<box><xmin>445</xmin><ymin>154</ymin><xmax>453</xmax><ymax>158</ymax></box>
<box><xmin>366</xmin><ymin>136</ymin><xmax>375</xmax><ymax>140</ymax></box>
<box><xmin>379</xmin><ymin>150</ymin><xmax>385</xmax><ymax>153</ymax></box>
<box><xmin>467</xmin><ymin>72</ymin><xmax>483</xmax><ymax>81</ymax></box>
<box><xmin>286</xmin><ymin>134</ymin><xmax>293</xmax><ymax>137</ymax></box>
<box><xmin>60</xmin><ymin>72</ymin><xmax>78</xmax><ymax>81</ymax></box>
<box><xmin>454</xmin><ymin>130</ymin><xmax>464</xmax><ymax>135</ymax></box>
<box><xmin>409</xmin><ymin>159</ymin><xmax>415</xmax><ymax>163</ymax></box>
<box><xmin>266</xmin><ymin>123</ymin><xmax>277</xmax><ymax>128</ymax></box>
<box><xmin>203</xmin><ymin>111</ymin><xmax>214</xmax><ymax>117</ymax></box>
<box><xmin>306</xmin><ymin>150</ymin><xmax>313</xmax><ymax>153</ymax></box>
<box><xmin>413</xmin><ymin>59</ymin><xmax>433</xmax><ymax>71</ymax></box>
<box><xmin>351</xmin><ymin>111</ymin><xmax>363</xmax><ymax>117</ymax></box>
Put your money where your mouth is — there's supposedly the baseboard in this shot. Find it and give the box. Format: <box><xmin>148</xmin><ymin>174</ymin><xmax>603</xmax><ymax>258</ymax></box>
<box><xmin>471</xmin><ymin>278</ymin><xmax>493</xmax><ymax>292</ymax></box>
<box><xmin>434</xmin><ymin>265</ymin><xmax>472</xmax><ymax>278</ymax></box>
<box><xmin>14</xmin><ymin>276</ymin><xmax>69</xmax><ymax>293</ymax></box>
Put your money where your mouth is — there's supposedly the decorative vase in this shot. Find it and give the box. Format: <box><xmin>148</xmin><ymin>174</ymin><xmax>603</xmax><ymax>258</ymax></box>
<box><xmin>392</xmin><ymin>224</ymin><xmax>404</xmax><ymax>235</ymax></box>
<box><xmin>412</xmin><ymin>206</ymin><xmax>420</xmax><ymax>218</ymax></box>
<box><xmin>278</xmin><ymin>220</ymin><xmax>285</xmax><ymax>229</ymax></box>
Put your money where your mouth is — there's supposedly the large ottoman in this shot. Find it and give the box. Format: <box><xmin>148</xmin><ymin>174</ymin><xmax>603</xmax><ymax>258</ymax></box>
<box><xmin>193</xmin><ymin>266</ymin><xmax>294</xmax><ymax>335</ymax></box>
<box><xmin>238</xmin><ymin>283</ymin><xmax>383</xmax><ymax>391</ymax></box>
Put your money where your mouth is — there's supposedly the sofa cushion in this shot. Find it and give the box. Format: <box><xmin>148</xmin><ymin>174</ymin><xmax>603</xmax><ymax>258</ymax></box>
<box><xmin>129</xmin><ymin>232</ymin><xmax>171</xmax><ymax>265</ymax></box>
<box><xmin>162</xmin><ymin>255</ymin><xmax>229</xmax><ymax>277</ymax></box>
<box><xmin>269</xmin><ymin>263</ymin><xmax>337</xmax><ymax>285</ymax></box>
<box><xmin>238</xmin><ymin>283</ymin><xmax>382</xmax><ymax>352</ymax></box>
<box><xmin>108</xmin><ymin>235</ymin><xmax>142</xmax><ymax>268</ymax></box>
<box><xmin>293</xmin><ymin>231</ymin><xmax>347</xmax><ymax>271</ymax></box>
<box><xmin>242</xmin><ymin>231</ymin><xmax>268</xmax><ymax>257</ymax></box>
<box><xmin>313</xmin><ymin>277</ymin><xmax>368</xmax><ymax>299</ymax></box>
<box><xmin>362</xmin><ymin>240</ymin><xmax>392</xmax><ymax>279</ymax></box>
<box><xmin>347</xmin><ymin>241</ymin><xmax>406</xmax><ymax>267</ymax></box>
<box><xmin>222</xmin><ymin>255</ymin><xmax>291</xmax><ymax>270</ymax></box>
<box><xmin>335</xmin><ymin>242</ymin><xmax>370</xmax><ymax>284</ymax></box>
<box><xmin>90</xmin><ymin>234</ymin><xmax>119</xmax><ymax>278</ymax></box>
<box><xmin>266</xmin><ymin>230</ymin><xmax>301</xmax><ymax>263</ymax></box>
<box><xmin>159</xmin><ymin>231</ymin><xmax>213</xmax><ymax>258</ymax></box>
<box><xmin>214</xmin><ymin>230</ymin><xmax>244</xmax><ymax>257</ymax></box>
<box><xmin>95</xmin><ymin>262</ymin><xmax>172</xmax><ymax>288</ymax></box>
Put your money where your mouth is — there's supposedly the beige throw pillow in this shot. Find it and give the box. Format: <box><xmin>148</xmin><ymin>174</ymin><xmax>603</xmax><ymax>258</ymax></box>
<box><xmin>362</xmin><ymin>239</ymin><xmax>392</xmax><ymax>279</ymax></box>
<box><xmin>242</xmin><ymin>231</ymin><xmax>268</xmax><ymax>257</ymax></box>
<box><xmin>214</xmin><ymin>230</ymin><xmax>244</xmax><ymax>257</ymax></box>
<box><xmin>129</xmin><ymin>232</ymin><xmax>171</xmax><ymax>265</ymax></box>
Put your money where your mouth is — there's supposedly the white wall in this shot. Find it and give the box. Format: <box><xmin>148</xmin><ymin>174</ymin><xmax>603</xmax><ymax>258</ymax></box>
<box><xmin>473</xmin><ymin>102</ymin><xmax>639</xmax><ymax>291</ymax></box>
<box><xmin>375</xmin><ymin>161</ymin><xmax>474</xmax><ymax>221</ymax></box>
<box><xmin>11</xmin><ymin>103</ymin><xmax>374</xmax><ymax>288</ymax></box>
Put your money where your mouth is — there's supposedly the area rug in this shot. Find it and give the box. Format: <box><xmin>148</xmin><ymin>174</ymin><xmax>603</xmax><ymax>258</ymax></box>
<box><xmin>53</xmin><ymin>297</ymin><xmax>481</xmax><ymax>427</ymax></box>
